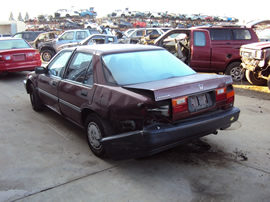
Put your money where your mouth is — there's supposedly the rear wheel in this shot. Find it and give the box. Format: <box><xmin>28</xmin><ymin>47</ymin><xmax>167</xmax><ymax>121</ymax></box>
<box><xmin>41</xmin><ymin>50</ymin><xmax>54</xmax><ymax>62</ymax></box>
<box><xmin>225</xmin><ymin>62</ymin><xmax>244</xmax><ymax>81</ymax></box>
<box><xmin>245</xmin><ymin>70</ymin><xmax>267</xmax><ymax>86</ymax></box>
<box><xmin>29</xmin><ymin>84</ymin><xmax>44</xmax><ymax>111</ymax></box>
<box><xmin>85</xmin><ymin>114</ymin><xmax>113</xmax><ymax>158</ymax></box>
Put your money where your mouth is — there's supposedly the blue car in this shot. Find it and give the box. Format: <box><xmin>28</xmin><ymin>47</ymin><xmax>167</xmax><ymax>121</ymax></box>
<box><xmin>79</xmin><ymin>7</ymin><xmax>97</xmax><ymax>18</ymax></box>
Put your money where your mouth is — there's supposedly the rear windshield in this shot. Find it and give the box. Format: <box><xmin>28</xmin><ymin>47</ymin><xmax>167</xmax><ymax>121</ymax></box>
<box><xmin>0</xmin><ymin>39</ymin><xmax>31</xmax><ymax>50</ymax></box>
<box><xmin>102</xmin><ymin>50</ymin><xmax>196</xmax><ymax>85</ymax></box>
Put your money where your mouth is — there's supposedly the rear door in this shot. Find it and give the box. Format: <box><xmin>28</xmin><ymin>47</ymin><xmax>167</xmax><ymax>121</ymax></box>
<box><xmin>58</xmin><ymin>51</ymin><xmax>96</xmax><ymax>125</ymax></box>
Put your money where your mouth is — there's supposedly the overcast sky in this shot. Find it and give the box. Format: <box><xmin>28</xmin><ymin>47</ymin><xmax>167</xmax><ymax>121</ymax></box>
<box><xmin>0</xmin><ymin>0</ymin><xmax>269</xmax><ymax>23</ymax></box>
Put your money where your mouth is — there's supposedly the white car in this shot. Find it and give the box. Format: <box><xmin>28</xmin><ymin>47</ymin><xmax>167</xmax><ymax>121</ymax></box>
<box><xmin>84</xmin><ymin>21</ymin><xmax>99</xmax><ymax>29</ymax></box>
<box><xmin>54</xmin><ymin>9</ymin><xmax>80</xmax><ymax>18</ymax></box>
<box><xmin>109</xmin><ymin>9</ymin><xmax>132</xmax><ymax>18</ymax></box>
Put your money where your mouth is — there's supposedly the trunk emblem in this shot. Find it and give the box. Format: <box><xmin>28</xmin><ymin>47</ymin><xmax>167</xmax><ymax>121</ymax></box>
<box><xmin>199</xmin><ymin>84</ymin><xmax>204</xmax><ymax>90</ymax></box>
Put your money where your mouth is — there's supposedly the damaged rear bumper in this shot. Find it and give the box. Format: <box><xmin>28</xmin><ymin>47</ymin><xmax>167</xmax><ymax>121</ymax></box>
<box><xmin>100</xmin><ymin>107</ymin><xmax>240</xmax><ymax>160</ymax></box>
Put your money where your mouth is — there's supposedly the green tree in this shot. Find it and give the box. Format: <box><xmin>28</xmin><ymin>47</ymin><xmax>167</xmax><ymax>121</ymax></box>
<box><xmin>25</xmin><ymin>12</ymin><xmax>29</xmax><ymax>22</ymax></box>
<box><xmin>17</xmin><ymin>12</ymin><xmax>24</xmax><ymax>21</ymax></box>
<box><xmin>9</xmin><ymin>12</ymin><xmax>14</xmax><ymax>21</ymax></box>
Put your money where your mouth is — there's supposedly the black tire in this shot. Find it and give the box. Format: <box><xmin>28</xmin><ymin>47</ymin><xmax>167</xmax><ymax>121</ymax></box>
<box><xmin>29</xmin><ymin>84</ymin><xmax>44</xmax><ymax>111</ymax></box>
<box><xmin>225</xmin><ymin>62</ymin><xmax>245</xmax><ymax>81</ymax></box>
<box><xmin>85</xmin><ymin>114</ymin><xmax>113</xmax><ymax>158</ymax></box>
<box><xmin>41</xmin><ymin>50</ymin><xmax>54</xmax><ymax>62</ymax></box>
<box><xmin>245</xmin><ymin>70</ymin><xmax>267</xmax><ymax>86</ymax></box>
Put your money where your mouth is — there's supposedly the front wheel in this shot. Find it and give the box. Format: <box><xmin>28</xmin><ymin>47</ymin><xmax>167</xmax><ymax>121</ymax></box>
<box><xmin>41</xmin><ymin>50</ymin><xmax>54</xmax><ymax>62</ymax></box>
<box><xmin>245</xmin><ymin>70</ymin><xmax>267</xmax><ymax>86</ymax></box>
<box><xmin>85</xmin><ymin>114</ymin><xmax>114</xmax><ymax>158</ymax></box>
<box><xmin>29</xmin><ymin>83</ymin><xmax>44</xmax><ymax>111</ymax></box>
<box><xmin>225</xmin><ymin>62</ymin><xmax>245</xmax><ymax>81</ymax></box>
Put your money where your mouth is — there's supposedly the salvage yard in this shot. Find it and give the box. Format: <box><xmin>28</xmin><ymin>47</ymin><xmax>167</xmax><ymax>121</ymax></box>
<box><xmin>0</xmin><ymin>72</ymin><xmax>270</xmax><ymax>201</ymax></box>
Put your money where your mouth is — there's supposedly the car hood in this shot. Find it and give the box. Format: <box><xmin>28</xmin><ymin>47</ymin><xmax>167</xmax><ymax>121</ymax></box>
<box><xmin>123</xmin><ymin>73</ymin><xmax>232</xmax><ymax>101</ymax></box>
<box><xmin>241</xmin><ymin>41</ymin><xmax>270</xmax><ymax>50</ymax></box>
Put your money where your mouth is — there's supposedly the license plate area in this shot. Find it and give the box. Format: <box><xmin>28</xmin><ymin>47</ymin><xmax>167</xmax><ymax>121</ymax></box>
<box><xmin>188</xmin><ymin>92</ymin><xmax>214</xmax><ymax>113</ymax></box>
<box><xmin>13</xmin><ymin>54</ymin><xmax>26</xmax><ymax>61</ymax></box>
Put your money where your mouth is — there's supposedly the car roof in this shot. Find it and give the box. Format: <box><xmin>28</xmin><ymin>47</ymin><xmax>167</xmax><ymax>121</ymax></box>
<box><xmin>75</xmin><ymin>44</ymin><xmax>164</xmax><ymax>55</ymax></box>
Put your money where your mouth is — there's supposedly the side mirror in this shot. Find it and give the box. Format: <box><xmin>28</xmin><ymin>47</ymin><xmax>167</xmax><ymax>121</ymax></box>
<box><xmin>35</xmin><ymin>66</ymin><xmax>47</xmax><ymax>74</ymax></box>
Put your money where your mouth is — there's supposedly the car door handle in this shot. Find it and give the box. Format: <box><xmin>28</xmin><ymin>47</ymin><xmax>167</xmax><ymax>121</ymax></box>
<box><xmin>81</xmin><ymin>90</ymin><xmax>88</xmax><ymax>97</ymax></box>
<box><xmin>52</xmin><ymin>81</ymin><xmax>57</xmax><ymax>86</ymax></box>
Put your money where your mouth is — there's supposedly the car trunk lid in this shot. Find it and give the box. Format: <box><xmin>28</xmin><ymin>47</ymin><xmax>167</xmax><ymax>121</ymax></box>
<box><xmin>123</xmin><ymin>73</ymin><xmax>232</xmax><ymax>101</ymax></box>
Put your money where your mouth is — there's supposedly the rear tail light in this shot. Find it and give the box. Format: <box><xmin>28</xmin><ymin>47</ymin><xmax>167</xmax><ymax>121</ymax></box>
<box><xmin>34</xmin><ymin>50</ymin><xmax>41</xmax><ymax>60</ymax></box>
<box><xmin>172</xmin><ymin>96</ymin><xmax>188</xmax><ymax>114</ymax></box>
<box><xmin>226</xmin><ymin>89</ymin><xmax>235</xmax><ymax>103</ymax></box>
<box><xmin>215</xmin><ymin>85</ymin><xmax>235</xmax><ymax>105</ymax></box>
<box><xmin>215</xmin><ymin>87</ymin><xmax>226</xmax><ymax>102</ymax></box>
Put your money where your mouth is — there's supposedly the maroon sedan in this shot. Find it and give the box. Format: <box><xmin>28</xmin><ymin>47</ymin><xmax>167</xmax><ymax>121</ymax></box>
<box><xmin>24</xmin><ymin>44</ymin><xmax>240</xmax><ymax>159</ymax></box>
<box><xmin>0</xmin><ymin>38</ymin><xmax>41</xmax><ymax>75</ymax></box>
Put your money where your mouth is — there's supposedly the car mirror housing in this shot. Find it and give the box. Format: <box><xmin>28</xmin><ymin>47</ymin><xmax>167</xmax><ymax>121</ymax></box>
<box><xmin>35</xmin><ymin>66</ymin><xmax>47</xmax><ymax>74</ymax></box>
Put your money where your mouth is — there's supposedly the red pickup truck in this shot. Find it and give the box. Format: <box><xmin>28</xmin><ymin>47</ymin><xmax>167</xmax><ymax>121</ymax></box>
<box><xmin>154</xmin><ymin>26</ymin><xmax>259</xmax><ymax>81</ymax></box>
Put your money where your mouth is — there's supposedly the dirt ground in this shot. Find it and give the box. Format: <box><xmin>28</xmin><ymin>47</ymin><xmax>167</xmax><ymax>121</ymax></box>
<box><xmin>1</xmin><ymin>72</ymin><xmax>270</xmax><ymax>201</ymax></box>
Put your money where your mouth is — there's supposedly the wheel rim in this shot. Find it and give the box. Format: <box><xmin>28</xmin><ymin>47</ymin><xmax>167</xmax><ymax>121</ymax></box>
<box><xmin>43</xmin><ymin>52</ymin><xmax>51</xmax><ymax>61</ymax></box>
<box><xmin>230</xmin><ymin>66</ymin><xmax>244</xmax><ymax>81</ymax></box>
<box><xmin>87</xmin><ymin>122</ymin><xmax>102</xmax><ymax>150</ymax></box>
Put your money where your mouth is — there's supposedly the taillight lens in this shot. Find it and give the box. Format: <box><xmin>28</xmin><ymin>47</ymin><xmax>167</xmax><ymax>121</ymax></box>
<box><xmin>226</xmin><ymin>90</ymin><xmax>235</xmax><ymax>103</ymax></box>
<box><xmin>172</xmin><ymin>96</ymin><xmax>188</xmax><ymax>114</ymax></box>
<box><xmin>215</xmin><ymin>86</ymin><xmax>235</xmax><ymax>104</ymax></box>
<box><xmin>34</xmin><ymin>50</ymin><xmax>41</xmax><ymax>60</ymax></box>
<box><xmin>215</xmin><ymin>87</ymin><xmax>226</xmax><ymax>102</ymax></box>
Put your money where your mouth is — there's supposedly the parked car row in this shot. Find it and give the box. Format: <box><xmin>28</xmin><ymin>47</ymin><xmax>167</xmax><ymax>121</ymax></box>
<box><xmin>54</xmin><ymin>7</ymin><xmax>97</xmax><ymax>18</ymax></box>
<box><xmin>11</xmin><ymin>24</ymin><xmax>261</xmax><ymax>82</ymax></box>
<box><xmin>107</xmin><ymin>9</ymin><xmax>238</xmax><ymax>22</ymax></box>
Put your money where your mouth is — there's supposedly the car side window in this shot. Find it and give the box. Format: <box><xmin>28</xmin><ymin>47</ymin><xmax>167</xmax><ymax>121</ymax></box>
<box><xmin>232</xmin><ymin>29</ymin><xmax>252</xmax><ymax>40</ymax></box>
<box><xmin>210</xmin><ymin>29</ymin><xmax>231</xmax><ymax>40</ymax></box>
<box><xmin>60</xmin><ymin>32</ymin><xmax>74</xmax><ymax>40</ymax></box>
<box><xmin>48</xmin><ymin>51</ymin><xmax>73</xmax><ymax>77</ymax></box>
<box><xmin>89</xmin><ymin>36</ymin><xmax>106</xmax><ymax>44</ymax></box>
<box><xmin>133</xmin><ymin>30</ymin><xmax>143</xmax><ymax>37</ymax></box>
<box><xmin>76</xmin><ymin>31</ymin><xmax>87</xmax><ymax>40</ymax></box>
<box><xmin>13</xmin><ymin>33</ymin><xmax>22</xmax><ymax>39</ymax></box>
<box><xmin>194</xmin><ymin>31</ymin><xmax>206</xmax><ymax>46</ymax></box>
<box><xmin>108</xmin><ymin>37</ymin><xmax>115</xmax><ymax>43</ymax></box>
<box><xmin>65</xmin><ymin>52</ymin><xmax>93</xmax><ymax>83</ymax></box>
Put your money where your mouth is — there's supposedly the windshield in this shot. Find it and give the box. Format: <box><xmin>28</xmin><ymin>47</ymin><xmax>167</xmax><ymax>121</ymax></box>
<box><xmin>102</xmin><ymin>50</ymin><xmax>196</xmax><ymax>85</ymax></box>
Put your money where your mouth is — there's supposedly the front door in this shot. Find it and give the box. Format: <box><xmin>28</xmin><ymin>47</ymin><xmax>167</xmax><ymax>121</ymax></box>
<box><xmin>37</xmin><ymin>50</ymin><xmax>73</xmax><ymax>112</ymax></box>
